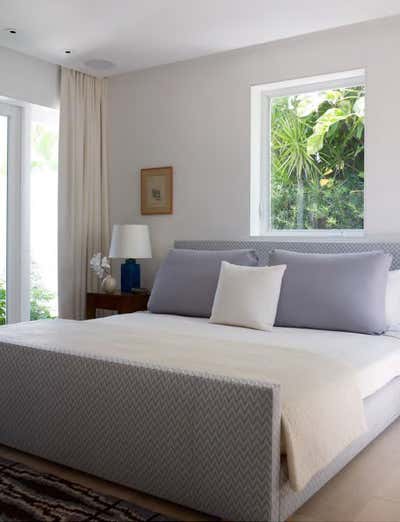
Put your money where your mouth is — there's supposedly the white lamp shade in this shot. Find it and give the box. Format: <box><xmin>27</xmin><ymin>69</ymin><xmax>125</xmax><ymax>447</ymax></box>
<box><xmin>109</xmin><ymin>224</ymin><xmax>152</xmax><ymax>259</ymax></box>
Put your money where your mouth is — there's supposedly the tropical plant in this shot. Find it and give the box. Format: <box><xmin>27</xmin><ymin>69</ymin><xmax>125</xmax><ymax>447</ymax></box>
<box><xmin>270</xmin><ymin>86</ymin><xmax>365</xmax><ymax>230</ymax></box>
<box><xmin>30</xmin><ymin>284</ymin><xmax>55</xmax><ymax>320</ymax></box>
<box><xmin>271</xmin><ymin>98</ymin><xmax>320</xmax><ymax>228</ymax></box>
<box><xmin>0</xmin><ymin>266</ymin><xmax>56</xmax><ymax>325</ymax></box>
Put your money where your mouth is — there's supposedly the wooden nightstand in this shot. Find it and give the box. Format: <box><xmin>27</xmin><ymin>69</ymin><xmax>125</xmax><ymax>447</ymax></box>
<box><xmin>86</xmin><ymin>292</ymin><xmax>150</xmax><ymax>319</ymax></box>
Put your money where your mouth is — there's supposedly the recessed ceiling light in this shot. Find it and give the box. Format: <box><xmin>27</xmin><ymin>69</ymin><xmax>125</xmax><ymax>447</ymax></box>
<box><xmin>64</xmin><ymin>49</ymin><xmax>72</xmax><ymax>54</ymax></box>
<box><xmin>5</xmin><ymin>28</ymin><xmax>17</xmax><ymax>35</ymax></box>
<box><xmin>84</xmin><ymin>59</ymin><xmax>115</xmax><ymax>71</ymax></box>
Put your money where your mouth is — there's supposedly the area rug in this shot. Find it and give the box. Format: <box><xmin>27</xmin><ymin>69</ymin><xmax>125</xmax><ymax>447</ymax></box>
<box><xmin>0</xmin><ymin>457</ymin><xmax>171</xmax><ymax>521</ymax></box>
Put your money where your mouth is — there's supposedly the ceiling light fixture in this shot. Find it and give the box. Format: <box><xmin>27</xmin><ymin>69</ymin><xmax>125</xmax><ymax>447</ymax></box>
<box><xmin>84</xmin><ymin>59</ymin><xmax>115</xmax><ymax>71</ymax></box>
<box><xmin>5</xmin><ymin>28</ymin><xmax>17</xmax><ymax>35</ymax></box>
<box><xmin>64</xmin><ymin>49</ymin><xmax>72</xmax><ymax>54</ymax></box>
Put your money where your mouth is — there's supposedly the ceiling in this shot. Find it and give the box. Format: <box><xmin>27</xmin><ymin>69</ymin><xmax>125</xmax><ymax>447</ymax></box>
<box><xmin>0</xmin><ymin>0</ymin><xmax>399</xmax><ymax>77</ymax></box>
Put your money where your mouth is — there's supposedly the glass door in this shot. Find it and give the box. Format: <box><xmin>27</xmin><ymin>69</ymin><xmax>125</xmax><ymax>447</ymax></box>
<box><xmin>0</xmin><ymin>102</ymin><xmax>58</xmax><ymax>325</ymax></box>
<box><xmin>0</xmin><ymin>113</ymin><xmax>7</xmax><ymax>324</ymax></box>
<box><xmin>0</xmin><ymin>102</ymin><xmax>24</xmax><ymax>324</ymax></box>
<box><xmin>30</xmin><ymin>106</ymin><xmax>59</xmax><ymax>319</ymax></box>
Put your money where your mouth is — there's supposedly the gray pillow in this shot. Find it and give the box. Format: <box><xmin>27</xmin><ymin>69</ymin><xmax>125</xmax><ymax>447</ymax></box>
<box><xmin>148</xmin><ymin>248</ymin><xmax>259</xmax><ymax>317</ymax></box>
<box><xmin>269</xmin><ymin>249</ymin><xmax>392</xmax><ymax>335</ymax></box>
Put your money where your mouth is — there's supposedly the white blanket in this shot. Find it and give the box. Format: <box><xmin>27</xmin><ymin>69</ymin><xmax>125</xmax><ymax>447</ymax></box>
<box><xmin>114</xmin><ymin>312</ymin><xmax>400</xmax><ymax>400</ymax></box>
<box><xmin>0</xmin><ymin>314</ymin><xmax>368</xmax><ymax>490</ymax></box>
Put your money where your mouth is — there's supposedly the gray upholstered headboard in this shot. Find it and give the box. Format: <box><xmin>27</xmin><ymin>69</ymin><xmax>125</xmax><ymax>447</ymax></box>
<box><xmin>174</xmin><ymin>240</ymin><xmax>400</xmax><ymax>269</ymax></box>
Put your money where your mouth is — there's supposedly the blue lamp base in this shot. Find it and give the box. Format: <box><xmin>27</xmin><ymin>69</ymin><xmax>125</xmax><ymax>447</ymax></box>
<box><xmin>121</xmin><ymin>259</ymin><xmax>141</xmax><ymax>292</ymax></box>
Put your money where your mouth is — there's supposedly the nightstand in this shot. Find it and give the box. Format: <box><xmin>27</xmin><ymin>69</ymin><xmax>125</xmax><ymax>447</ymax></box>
<box><xmin>86</xmin><ymin>291</ymin><xmax>150</xmax><ymax>319</ymax></box>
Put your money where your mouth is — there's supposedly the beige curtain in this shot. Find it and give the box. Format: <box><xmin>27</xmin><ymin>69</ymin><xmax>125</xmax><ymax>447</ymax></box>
<box><xmin>58</xmin><ymin>67</ymin><xmax>110</xmax><ymax>319</ymax></box>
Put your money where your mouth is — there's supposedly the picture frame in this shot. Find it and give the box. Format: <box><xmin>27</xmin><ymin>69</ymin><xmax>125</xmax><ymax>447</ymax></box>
<box><xmin>140</xmin><ymin>166</ymin><xmax>173</xmax><ymax>215</ymax></box>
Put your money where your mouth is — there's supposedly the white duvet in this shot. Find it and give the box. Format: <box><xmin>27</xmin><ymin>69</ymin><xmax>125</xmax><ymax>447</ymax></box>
<box><xmin>111</xmin><ymin>312</ymin><xmax>400</xmax><ymax>401</ymax></box>
<box><xmin>3</xmin><ymin>312</ymin><xmax>400</xmax><ymax>401</ymax></box>
<box><xmin>1</xmin><ymin>312</ymin><xmax>400</xmax><ymax>490</ymax></box>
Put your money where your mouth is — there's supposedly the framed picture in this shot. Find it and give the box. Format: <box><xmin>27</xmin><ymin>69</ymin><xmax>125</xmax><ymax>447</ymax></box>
<box><xmin>140</xmin><ymin>166</ymin><xmax>173</xmax><ymax>215</ymax></box>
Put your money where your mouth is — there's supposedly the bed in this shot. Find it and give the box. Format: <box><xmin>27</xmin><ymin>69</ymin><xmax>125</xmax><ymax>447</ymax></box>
<box><xmin>1</xmin><ymin>239</ymin><xmax>400</xmax><ymax>522</ymax></box>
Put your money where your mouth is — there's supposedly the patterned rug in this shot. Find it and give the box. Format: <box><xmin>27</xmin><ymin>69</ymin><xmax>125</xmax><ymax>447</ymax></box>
<box><xmin>0</xmin><ymin>457</ymin><xmax>171</xmax><ymax>521</ymax></box>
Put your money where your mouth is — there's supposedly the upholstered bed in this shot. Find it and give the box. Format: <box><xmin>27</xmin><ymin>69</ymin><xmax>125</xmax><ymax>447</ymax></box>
<box><xmin>1</xmin><ymin>240</ymin><xmax>400</xmax><ymax>522</ymax></box>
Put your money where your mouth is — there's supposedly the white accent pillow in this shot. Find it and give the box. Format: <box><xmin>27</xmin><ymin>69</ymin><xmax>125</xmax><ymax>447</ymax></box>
<box><xmin>386</xmin><ymin>270</ymin><xmax>400</xmax><ymax>329</ymax></box>
<box><xmin>209</xmin><ymin>262</ymin><xmax>287</xmax><ymax>331</ymax></box>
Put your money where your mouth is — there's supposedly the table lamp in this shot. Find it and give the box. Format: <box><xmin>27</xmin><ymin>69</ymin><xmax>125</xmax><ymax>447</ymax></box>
<box><xmin>109</xmin><ymin>224</ymin><xmax>152</xmax><ymax>292</ymax></box>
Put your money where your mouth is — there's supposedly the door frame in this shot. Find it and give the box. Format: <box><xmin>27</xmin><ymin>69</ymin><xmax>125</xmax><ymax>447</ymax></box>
<box><xmin>0</xmin><ymin>101</ymin><xmax>30</xmax><ymax>323</ymax></box>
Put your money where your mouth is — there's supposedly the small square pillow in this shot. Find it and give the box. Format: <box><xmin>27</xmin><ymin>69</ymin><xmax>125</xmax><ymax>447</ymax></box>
<box><xmin>210</xmin><ymin>262</ymin><xmax>287</xmax><ymax>331</ymax></box>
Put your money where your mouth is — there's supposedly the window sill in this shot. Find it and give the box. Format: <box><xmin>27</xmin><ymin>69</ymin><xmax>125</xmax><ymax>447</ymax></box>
<box><xmin>250</xmin><ymin>230</ymin><xmax>365</xmax><ymax>240</ymax></box>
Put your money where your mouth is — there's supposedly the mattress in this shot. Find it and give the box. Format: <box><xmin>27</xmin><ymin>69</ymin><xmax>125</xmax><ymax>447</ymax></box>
<box><xmin>99</xmin><ymin>311</ymin><xmax>400</xmax><ymax>400</ymax></box>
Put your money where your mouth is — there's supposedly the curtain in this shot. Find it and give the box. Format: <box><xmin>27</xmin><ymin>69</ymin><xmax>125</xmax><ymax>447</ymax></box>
<box><xmin>58</xmin><ymin>67</ymin><xmax>110</xmax><ymax>319</ymax></box>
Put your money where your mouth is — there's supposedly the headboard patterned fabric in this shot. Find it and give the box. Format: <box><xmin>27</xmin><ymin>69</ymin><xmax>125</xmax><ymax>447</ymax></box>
<box><xmin>174</xmin><ymin>240</ymin><xmax>400</xmax><ymax>270</ymax></box>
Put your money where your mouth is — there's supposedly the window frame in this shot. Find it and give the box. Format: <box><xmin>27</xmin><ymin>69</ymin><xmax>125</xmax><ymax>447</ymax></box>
<box><xmin>0</xmin><ymin>101</ymin><xmax>30</xmax><ymax>323</ymax></box>
<box><xmin>250</xmin><ymin>69</ymin><xmax>366</xmax><ymax>237</ymax></box>
<box><xmin>0</xmin><ymin>99</ymin><xmax>59</xmax><ymax>324</ymax></box>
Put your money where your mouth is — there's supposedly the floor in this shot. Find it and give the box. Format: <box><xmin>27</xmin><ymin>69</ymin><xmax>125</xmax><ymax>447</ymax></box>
<box><xmin>0</xmin><ymin>418</ymin><xmax>399</xmax><ymax>522</ymax></box>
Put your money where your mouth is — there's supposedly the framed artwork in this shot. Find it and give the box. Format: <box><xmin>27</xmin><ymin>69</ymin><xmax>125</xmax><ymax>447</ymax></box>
<box><xmin>140</xmin><ymin>166</ymin><xmax>173</xmax><ymax>215</ymax></box>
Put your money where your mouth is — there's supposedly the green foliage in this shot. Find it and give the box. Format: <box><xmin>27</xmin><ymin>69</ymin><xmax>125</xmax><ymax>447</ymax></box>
<box><xmin>272</xmin><ymin>108</ymin><xmax>320</xmax><ymax>182</ymax></box>
<box><xmin>0</xmin><ymin>282</ymin><xmax>5</xmax><ymax>325</ymax></box>
<box><xmin>30</xmin><ymin>285</ymin><xmax>55</xmax><ymax>320</ymax></box>
<box><xmin>271</xmin><ymin>86</ymin><xmax>365</xmax><ymax>230</ymax></box>
<box><xmin>0</xmin><ymin>267</ymin><xmax>55</xmax><ymax>325</ymax></box>
<box><xmin>30</xmin><ymin>264</ymin><xmax>55</xmax><ymax>320</ymax></box>
<box><xmin>307</xmin><ymin>108</ymin><xmax>349</xmax><ymax>155</ymax></box>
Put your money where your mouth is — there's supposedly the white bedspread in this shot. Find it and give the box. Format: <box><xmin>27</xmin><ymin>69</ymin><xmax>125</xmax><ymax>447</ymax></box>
<box><xmin>0</xmin><ymin>312</ymin><xmax>382</xmax><ymax>491</ymax></box>
<box><xmin>112</xmin><ymin>312</ymin><xmax>400</xmax><ymax>400</ymax></box>
<box><xmin>4</xmin><ymin>312</ymin><xmax>400</xmax><ymax>400</ymax></box>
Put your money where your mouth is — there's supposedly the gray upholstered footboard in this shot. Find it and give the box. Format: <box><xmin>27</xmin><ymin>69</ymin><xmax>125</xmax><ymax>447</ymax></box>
<box><xmin>0</xmin><ymin>342</ymin><xmax>281</xmax><ymax>522</ymax></box>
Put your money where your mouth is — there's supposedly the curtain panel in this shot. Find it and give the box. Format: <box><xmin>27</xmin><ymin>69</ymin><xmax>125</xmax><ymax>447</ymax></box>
<box><xmin>58</xmin><ymin>67</ymin><xmax>110</xmax><ymax>319</ymax></box>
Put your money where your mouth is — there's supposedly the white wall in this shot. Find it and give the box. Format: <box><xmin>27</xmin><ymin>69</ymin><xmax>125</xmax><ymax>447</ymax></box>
<box><xmin>109</xmin><ymin>16</ymin><xmax>400</xmax><ymax>286</ymax></box>
<box><xmin>0</xmin><ymin>46</ymin><xmax>59</xmax><ymax>108</ymax></box>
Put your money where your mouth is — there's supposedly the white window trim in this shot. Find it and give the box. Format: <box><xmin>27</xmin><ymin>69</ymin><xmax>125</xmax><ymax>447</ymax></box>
<box><xmin>0</xmin><ymin>101</ymin><xmax>31</xmax><ymax>323</ymax></box>
<box><xmin>250</xmin><ymin>69</ymin><xmax>366</xmax><ymax>237</ymax></box>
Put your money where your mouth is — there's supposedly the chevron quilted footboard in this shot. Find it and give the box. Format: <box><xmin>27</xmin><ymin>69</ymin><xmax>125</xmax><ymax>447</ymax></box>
<box><xmin>0</xmin><ymin>342</ymin><xmax>282</xmax><ymax>522</ymax></box>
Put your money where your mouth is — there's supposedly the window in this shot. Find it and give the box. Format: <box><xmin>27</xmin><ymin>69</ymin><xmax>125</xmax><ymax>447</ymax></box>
<box><xmin>0</xmin><ymin>113</ymin><xmax>7</xmax><ymax>324</ymax></box>
<box><xmin>0</xmin><ymin>101</ymin><xmax>58</xmax><ymax>325</ymax></box>
<box><xmin>30</xmin><ymin>106</ymin><xmax>59</xmax><ymax>320</ymax></box>
<box><xmin>251</xmin><ymin>70</ymin><xmax>365</xmax><ymax>236</ymax></box>
<box><xmin>0</xmin><ymin>102</ymin><xmax>23</xmax><ymax>324</ymax></box>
